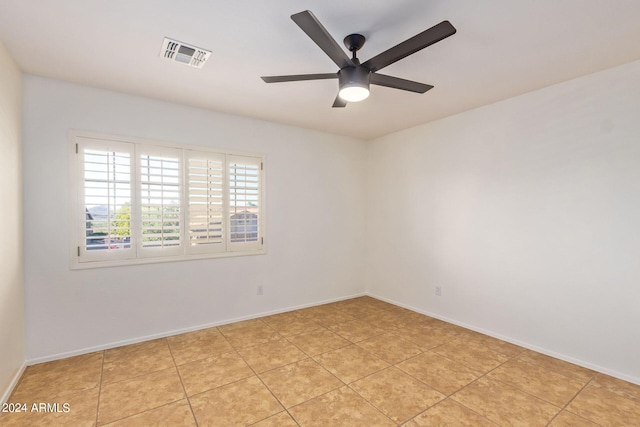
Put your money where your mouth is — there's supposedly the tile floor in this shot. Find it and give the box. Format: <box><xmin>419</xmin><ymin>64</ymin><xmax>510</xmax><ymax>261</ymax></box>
<box><xmin>1</xmin><ymin>296</ymin><xmax>639</xmax><ymax>426</ymax></box>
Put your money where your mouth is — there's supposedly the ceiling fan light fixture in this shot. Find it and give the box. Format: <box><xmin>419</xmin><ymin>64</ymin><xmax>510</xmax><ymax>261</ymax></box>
<box><xmin>338</xmin><ymin>66</ymin><xmax>371</xmax><ymax>102</ymax></box>
<box><xmin>339</xmin><ymin>85</ymin><xmax>369</xmax><ymax>102</ymax></box>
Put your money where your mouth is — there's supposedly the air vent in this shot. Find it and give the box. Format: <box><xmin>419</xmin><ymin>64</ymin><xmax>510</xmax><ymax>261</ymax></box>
<box><xmin>160</xmin><ymin>37</ymin><xmax>211</xmax><ymax>69</ymax></box>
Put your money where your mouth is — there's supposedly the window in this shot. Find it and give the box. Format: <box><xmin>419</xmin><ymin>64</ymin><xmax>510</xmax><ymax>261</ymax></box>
<box><xmin>72</xmin><ymin>132</ymin><xmax>264</xmax><ymax>268</ymax></box>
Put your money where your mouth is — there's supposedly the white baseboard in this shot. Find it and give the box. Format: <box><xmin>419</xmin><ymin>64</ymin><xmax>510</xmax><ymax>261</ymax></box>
<box><xmin>366</xmin><ymin>292</ymin><xmax>640</xmax><ymax>386</ymax></box>
<box><xmin>26</xmin><ymin>292</ymin><xmax>366</xmax><ymax>365</ymax></box>
<box><xmin>1</xmin><ymin>362</ymin><xmax>26</xmax><ymax>406</ymax></box>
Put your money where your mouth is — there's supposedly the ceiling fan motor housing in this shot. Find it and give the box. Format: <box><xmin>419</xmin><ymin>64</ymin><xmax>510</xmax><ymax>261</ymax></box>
<box><xmin>338</xmin><ymin>65</ymin><xmax>371</xmax><ymax>102</ymax></box>
<box><xmin>339</xmin><ymin>66</ymin><xmax>371</xmax><ymax>89</ymax></box>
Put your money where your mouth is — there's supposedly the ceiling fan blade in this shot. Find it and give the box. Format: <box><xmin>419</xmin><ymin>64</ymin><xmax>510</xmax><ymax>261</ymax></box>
<box><xmin>291</xmin><ymin>10</ymin><xmax>353</xmax><ymax>69</ymax></box>
<box><xmin>261</xmin><ymin>73</ymin><xmax>338</xmax><ymax>83</ymax></box>
<box><xmin>362</xmin><ymin>21</ymin><xmax>456</xmax><ymax>73</ymax></box>
<box><xmin>370</xmin><ymin>73</ymin><xmax>433</xmax><ymax>93</ymax></box>
<box><xmin>332</xmin><ymin>94</ymin><xmax>347</xmax><ymax>108</ymax></box>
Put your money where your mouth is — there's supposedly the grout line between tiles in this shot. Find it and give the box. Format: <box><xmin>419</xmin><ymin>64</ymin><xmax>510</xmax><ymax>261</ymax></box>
<box><xmin>544</xmin><ymin>377</ymin><xmax>605</xmax><ymax>427</ymax></box>
<box><xmin>344</xmin><ymin>381</ymin><xmax>409</xmax><ymax>426</ymax></box>
<box><xmin>166</xmin><ymin>337</ymin><xmax>200</xmax><ymax>427</ymax></box>
<box><xmin>290</xmin><ymin>383</ymin><xmax>397</xmax><ymax>426</ymax></box>
<box><xmin>94</xmin><ymin>350</ymin><xmax>106</xmax><ymax>426</ymax></box>
<box><xmin>99</xmin><ymin>399</ymin><xmax>194</xmax><ymax>426</ymax></box>
<box><xmin>483</xmin><ymin>374</ymin><xmax>566</xmax><ymax>410</ymax></box>
<box><xmin>387</xmin><ymin>349</ymin><xmax>500</xmax><ymax>425</ymax></box>
<box><xmin>434</xmin><ymin>347</ymin><xmax>534</xmax><ymax>426</ymax></box>
<box><xmin>468</xmin><ymin>351</ymin><xmax>596</xmax><ymax>414</ymax></box>
<box><xmin>233</xmin><ymin>343</ymin><xmax>292</xmax><ymax>424</ymax></box>
<box><xmin>105</xmin><ymin>349</ymin><xmax>188</xmax><ymax>424</ymax></box>
<box><xmin>231</xmin><ymin>327</ymin><xmax>374</xmax><ymax>425</ymax></box>
<box><xmin>514</xmin><ymin>351</ymin><xmax>597</xmax><ymax>383</ymax></box>
<box><xmin>99</xmin><ymin>365</ymin><xmax>179</xmax><ymax>387</ymax></box>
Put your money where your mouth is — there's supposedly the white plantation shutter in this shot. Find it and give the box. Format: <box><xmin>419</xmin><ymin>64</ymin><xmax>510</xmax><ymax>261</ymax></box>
<box><xmin>72</xmin><ymin>132</ymin><xmax>264</xmax><ymax>267</ymax></box>
<box><xmin>228</xmin><ymin>155</ymin><xmax>262</xmax><ymax>251</ymax></box>
<box><xmin>77</xmin><ymin>138</ymin><xmax>134</xmax><ymax>262</ymax></box>
<box><xmin>137</xmin><ymin>146</ymin><xmax>183</xmax><ymax>257</ymax></box>
<box><xmin>185</xmin><ymin>151</ymin><xmax>225</xmax><ymax>254</ymax></box>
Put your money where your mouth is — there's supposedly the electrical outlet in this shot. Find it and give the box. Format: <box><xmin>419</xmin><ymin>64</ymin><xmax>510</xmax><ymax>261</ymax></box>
<box><xmin>257</xmin><ymin>285</ymin><xmax>263</xmax><ymax>295</ymax></box>
<box><xmin>435</xmin><ymin>286</ymin><xmax>442</xmax><ymax>296</ymax></box>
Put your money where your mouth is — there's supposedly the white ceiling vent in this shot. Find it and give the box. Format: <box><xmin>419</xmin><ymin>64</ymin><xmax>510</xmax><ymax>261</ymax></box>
<box><xmin>160</xmin><ymin>37</ymin><xmax>211</xmax><ymax>69</ymax></box>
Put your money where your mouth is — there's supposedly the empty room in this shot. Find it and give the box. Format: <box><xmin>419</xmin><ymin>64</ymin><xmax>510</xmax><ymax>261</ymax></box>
<box><xmin>1</xmin><ymin>1</ymin><xmax>639</xmax><ymax>426</ymax></box>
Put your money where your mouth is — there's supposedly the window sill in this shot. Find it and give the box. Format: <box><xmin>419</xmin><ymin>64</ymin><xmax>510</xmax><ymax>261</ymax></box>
<box><xmin>70</xmin><ymin>248</ymin><xmax>266</xmax><ymax>270</ymax></box>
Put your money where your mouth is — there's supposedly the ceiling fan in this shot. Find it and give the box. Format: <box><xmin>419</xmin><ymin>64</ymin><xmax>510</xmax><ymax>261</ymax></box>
<box><xmin>261</xmin><ymin>10</ymin><xmax>456</xmax><ymax>107</ymax></box>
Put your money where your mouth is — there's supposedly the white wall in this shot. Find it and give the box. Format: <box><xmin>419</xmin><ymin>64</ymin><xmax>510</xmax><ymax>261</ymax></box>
<box><xmin>367</xmin><ymin>60</ymin><xmax>640</xmax><ymax>383</ymax></box>
<box><xmin>0</xmin><ymin>42</ymin><xmax>25</xmax><ymax>402</ymax></box>
<box><xmin>22</xmin><ymin>76</ymin><xmax>366</xmax><ymax>361</ymax></box>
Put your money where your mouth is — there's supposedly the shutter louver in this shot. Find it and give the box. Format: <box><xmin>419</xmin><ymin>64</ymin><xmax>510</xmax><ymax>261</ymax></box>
<box><xmin>186</xmin><ymin>152</ymin><xmax>225</xmax><ymax>254</ymax></box>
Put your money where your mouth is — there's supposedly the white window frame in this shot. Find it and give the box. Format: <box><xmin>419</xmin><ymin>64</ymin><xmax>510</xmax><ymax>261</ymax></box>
<box><xmin>69</xmin><ymin>130</ymin><xmax>266</xmax><ymax>269</ymax></box>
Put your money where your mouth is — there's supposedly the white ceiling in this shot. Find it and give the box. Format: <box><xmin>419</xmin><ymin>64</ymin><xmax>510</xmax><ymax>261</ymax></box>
<box><xmin>1</xmin><ymin>0</ymin><xmax>640</xmax><ymax>140</ymax></box>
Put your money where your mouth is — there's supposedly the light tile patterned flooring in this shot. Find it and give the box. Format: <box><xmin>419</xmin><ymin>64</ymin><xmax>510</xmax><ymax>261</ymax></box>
<box><xmin>2</xmin><ymin>296</ymin><xmax>640</xmax><ymax>426</ymax></box>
